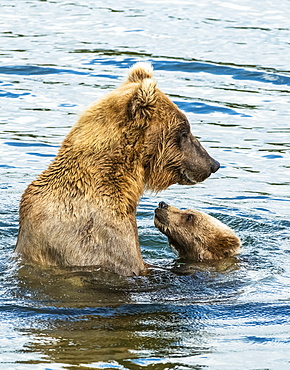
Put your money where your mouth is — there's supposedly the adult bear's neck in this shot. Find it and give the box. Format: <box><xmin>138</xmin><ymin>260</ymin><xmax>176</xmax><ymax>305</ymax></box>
<box><xmin>34</xmin><ymin>142</ymin><xmax>145</xmax><ymax>217</ymax></box>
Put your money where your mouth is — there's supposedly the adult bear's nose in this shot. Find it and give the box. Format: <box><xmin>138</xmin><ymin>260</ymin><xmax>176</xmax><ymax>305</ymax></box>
<box><xmin>159</xmin><ymin>201</ymin><xmax>168</xmax><ymax>209</ymax></box>
<box><xmin>211</xmin><ymin>159</ymin><xmax>220</xmax><ymax>173</ymax></box>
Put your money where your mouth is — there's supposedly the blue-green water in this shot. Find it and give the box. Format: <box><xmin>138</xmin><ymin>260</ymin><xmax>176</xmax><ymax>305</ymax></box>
<box><xmin>1</xmin><ymin>0</ymin><xmax>290</xmax><ymax>369</ymax></box>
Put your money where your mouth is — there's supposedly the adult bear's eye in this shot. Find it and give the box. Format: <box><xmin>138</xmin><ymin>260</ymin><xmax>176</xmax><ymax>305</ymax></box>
<box><xmin>186</xmin><ymin>214</ymin><xmax>193</xmax><ymax>222</ymax></box>
<box><xmin>178</xmin><ymin>130</ymin><xmax>188</xmax><ymax>145</ymax></box>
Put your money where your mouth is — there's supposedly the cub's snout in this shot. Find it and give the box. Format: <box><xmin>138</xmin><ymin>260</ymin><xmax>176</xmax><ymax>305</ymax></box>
<box><xmin>154</xmin><ymin>201</ymin><xmax>170</xmax><ymax>228</ymax></box>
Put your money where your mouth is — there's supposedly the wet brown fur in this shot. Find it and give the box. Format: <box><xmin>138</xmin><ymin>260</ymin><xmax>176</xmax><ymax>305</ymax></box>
<box><xmin>15</xmin><ymin>62</ymin><xmax>219</xmax><ymax>276</ymax></box>
<box><xmin>154</xmin><ymin>204</ymin><xmax>240</xmax><ymax>261</ymax></box>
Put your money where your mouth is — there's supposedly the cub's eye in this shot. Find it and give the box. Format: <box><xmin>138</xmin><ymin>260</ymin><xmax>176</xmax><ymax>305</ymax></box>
<box><xmin>186</xmin><ymin>214</ymin><xmax>193</xmax><ymax>222</ymax></box>
<box><xmin>181</xmin><ymin>131</ymin><xmax>188</xmax><ymax>139</ymax></box>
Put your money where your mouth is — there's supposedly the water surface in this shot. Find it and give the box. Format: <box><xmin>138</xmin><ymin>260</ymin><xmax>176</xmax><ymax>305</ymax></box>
<box><xmin>1</xmin><ymin>0</ymin><xmax>290</xmax><ymax>369</ymax></box>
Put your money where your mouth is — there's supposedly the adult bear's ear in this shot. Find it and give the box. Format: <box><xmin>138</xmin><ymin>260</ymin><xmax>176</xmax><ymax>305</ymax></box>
<box><xmin>127</xmin><ymin>78</ymin><xmax>157</xmax><ymax>121</ymax></box>
<box><xmin>126</xmin><ymin>62</ymin><xmax>154</xmax><ymax>83</ymax></box>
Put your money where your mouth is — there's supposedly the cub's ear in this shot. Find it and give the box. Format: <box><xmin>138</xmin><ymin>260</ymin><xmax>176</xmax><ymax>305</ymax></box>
<box><xmin>126</xmin><ymin>62</ymin><xmax>154</xmax><ymax>83</ymax></box>
<box><xmin>127</xmin><ymin>78</ymin><xmax>157</xmax><ymax>121</ymax></box>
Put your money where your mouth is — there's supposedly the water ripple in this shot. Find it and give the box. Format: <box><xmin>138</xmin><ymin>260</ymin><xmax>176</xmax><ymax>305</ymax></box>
<box><xmin>0</xmin><ymin>65</ymin><xmax>120</xmax><ymax>81</ymax></box>
<box><xmin>4</xmin><ymin>141</ymin><xmax>58</xmax><ymax>148</ymax></box>
<box><xmin>0</xmin><ymin>65</ymin><xmax>87</xmax><ymax>76</ymax></box>
<box><xmin>174</xmin><ymin>100</ymin><xmax>251</xmax><ymax>117</ymax></box>
<box><xmin>88</xmin><ymin>57</ymin><xmax>290</xmax><ymax>87</ymax></box>
<box><xmin>152</xmin><ymin>60</ymin><xmax>290</xmax><ymax>86</ymax></box>
<box><xmin>0</xmin><ymin>90</ymin><xmax>30</xmax><ymax>98</ymax></box>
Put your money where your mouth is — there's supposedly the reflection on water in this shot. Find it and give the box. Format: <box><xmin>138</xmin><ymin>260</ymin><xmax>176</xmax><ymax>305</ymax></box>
<box><xmin>6</xmin><ymin>261</ymin><xmax>245</xmax><ymax>368</ymax></box>
<box><xmin>1</xmin><ymin>0</ymin><xmax>290</xmax><ymax>368</ymax></box>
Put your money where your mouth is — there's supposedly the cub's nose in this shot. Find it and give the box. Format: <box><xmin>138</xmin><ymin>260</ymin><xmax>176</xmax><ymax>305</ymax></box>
<box><xmin>159</xmin><ymin>201</ymin><xmax>168</xmax><ymax>209</ymax></box>
<box><xmin>211</xmin><ymin>159</ymin><xmax>220</xmax><ymax>173</ymax></box>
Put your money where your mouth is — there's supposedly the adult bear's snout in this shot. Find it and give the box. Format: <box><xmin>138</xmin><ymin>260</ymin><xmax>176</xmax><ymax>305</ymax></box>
<box><xmin>211</xmin><ymin>159</ymin><xmax>220</xmax><ymax>173</ymax></box>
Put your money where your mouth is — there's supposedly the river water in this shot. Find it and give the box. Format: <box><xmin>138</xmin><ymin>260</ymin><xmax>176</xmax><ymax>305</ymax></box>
<box><xmin>1</xmin><ymin>0</ymin><xmax>290</xmax><ymax>369</ymax></box>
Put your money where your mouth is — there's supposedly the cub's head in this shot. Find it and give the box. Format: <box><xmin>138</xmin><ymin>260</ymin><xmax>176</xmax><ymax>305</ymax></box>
<box><xmin>154</xmin><ymin>202</ymin><xmax>241</xmax><ymax>261</ymax></box>
<box><xmin>125</xmin><ymin>62</ymin><xmax>220</xmax><ymax>192</ymax></box>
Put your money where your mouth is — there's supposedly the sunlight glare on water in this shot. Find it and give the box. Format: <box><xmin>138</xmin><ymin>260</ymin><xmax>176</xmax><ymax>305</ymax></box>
<box><xmin>0</xmin><ymin>0</ymin><xmax>290</xmax><ymax>369</ymax></box>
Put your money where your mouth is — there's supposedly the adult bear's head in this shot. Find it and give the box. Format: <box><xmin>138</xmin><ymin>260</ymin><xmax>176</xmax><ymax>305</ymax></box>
<box><xmin>126</xmin><ymin>62</ymin><xmax>220</xmax><ymax>192</ymax></box>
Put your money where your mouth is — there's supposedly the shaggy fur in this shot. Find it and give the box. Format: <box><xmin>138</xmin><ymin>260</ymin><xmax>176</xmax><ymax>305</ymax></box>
<box><xmin>15</xmin><ymin>62</ymin><xmax>219</xmax><ymax>276</ymax></box>
<box><xmin>154</xmin><ymin>202</ymin><xmax>240</xmax><ymax>261</ymax></box>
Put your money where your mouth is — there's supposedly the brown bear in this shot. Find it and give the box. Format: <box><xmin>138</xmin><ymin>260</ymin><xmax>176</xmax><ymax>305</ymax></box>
<box><xmin>15</xmin><ymin>62</ymin><xmax>220</xmax><ymax>276</ymax></box>
<box><xmin>154</xmin><ymin>202</ymin><xmax>240</xmax><ymax>261</ymax></box>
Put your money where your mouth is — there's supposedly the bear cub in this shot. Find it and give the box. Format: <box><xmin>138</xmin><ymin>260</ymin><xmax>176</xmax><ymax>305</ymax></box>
<box><xmin>154</xmin><ymin>202</ymin><xmax>240</xmax><ymax>261</ymax></box>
